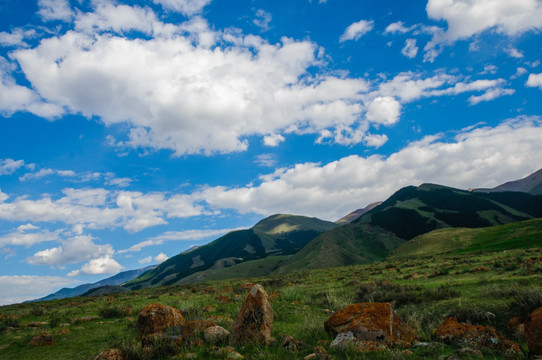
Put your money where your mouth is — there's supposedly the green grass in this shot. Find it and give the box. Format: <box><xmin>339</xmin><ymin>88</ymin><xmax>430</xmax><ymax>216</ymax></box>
<box><xmin>2</xmin><ymin>247</ymin><xmax>541</xmax><ymax>359</ymax></box>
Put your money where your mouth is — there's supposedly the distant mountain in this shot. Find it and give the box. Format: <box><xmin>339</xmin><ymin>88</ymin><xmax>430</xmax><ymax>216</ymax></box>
<box><xmin>392</xmin><ymin>218</ymin><xmax>542</xmax><ymax>259</ymax></box>
<box><xmin>272</xmin><ymin>183</ymin><xmax>542</xmax><ymax>273</ymax></box>
<box><xmin>34</xmin><ymin>265</ymin><xmax>156</xmax><ymax>302</ymax></box>
<box><xmin>335</xmin><ymin>202</ymin><xmax>382</xmax><ymax>225</ymax></box>
<box><xmin>124</xmin><ymin>214</ymin><xmax>337</xmax><ymax>289</ymax></box>
<box><xmin>82</xmin><ymin>285</ymin><xmax>129</xmax><ymax>297</ymax></box>
<box><xmin>474</xmin><ymin>168</ymin><xmax>542</xmax><ymax>195</ymax></box>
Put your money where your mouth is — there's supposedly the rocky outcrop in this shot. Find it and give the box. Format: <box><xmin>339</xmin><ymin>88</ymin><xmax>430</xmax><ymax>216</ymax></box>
<box><xmin>231</xmin><ymin>284</ymin><xmax>273</xmax><ymax>345</ymax></box>
<box><xmin>137</xmin><ymin>303</ymin><xmax>184</xmax><ymax>344</ymax></box>
<box><xmin>525</xmin><ymin>306</ymin><xmax>542</xmax><ymax>355</ymax></box>
<box><xmin>324</xmin><ymin>302</ymin><xmax>417</xmax><ymax>351</ymax></box>
<box><xmin>433</xmin><ymin>317</ymin><xmax>522</xmax><ymax>356</ymax></box>
<box><xmin>93</xmin><ymin>348</ymin><xmax>125</xmax><ymax>360</ymax></box>
<box><xmin>28</xmin><ymin>331</ymin><xmax>54</xmax><ymax>347</ymax></box>
<box><xmin>204</xmin><ymin>325</ymin><xmax>230</xmax><ymax>344</ymax></box>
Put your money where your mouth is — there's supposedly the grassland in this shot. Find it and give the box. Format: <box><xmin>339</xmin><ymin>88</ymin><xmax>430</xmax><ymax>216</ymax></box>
<box><xmin>2</xmin><ymin>246</ymin><xmax>542</xmax><ymax>359</ymax></box>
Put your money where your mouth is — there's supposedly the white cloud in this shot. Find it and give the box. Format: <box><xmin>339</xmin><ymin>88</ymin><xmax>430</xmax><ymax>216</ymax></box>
<box><xmin>425</xmin><ymin>0</ymin><xmax>542</xmax><ymax>61</ymax></box>
<box><xmin>67</xmin><ymin>255</ymin><xmax>123</xmax><ymax>277</ymax></box>
<box><xmin>201</xmin><ymin>117</ymin><xmax>542</xmax><ymax>221</ymax></box>
<box><xmin>0</xmin><ymin>226</ymin><xmax>61</xmax><ymax>247</ymax></box>
<box><xmin>362</xmin><ymin>133</ymin><xmax>388</xmax><ymax>148</ymax></box>
<box><xmin>253</xmin><ymin>9</ymin><xmax>272</xmax><ymax>32</ymax></box>
<box><xmin>0</xmin><ymin>28</ymin><xmax>36</xmax><ymax>47</ymax></box>
<box><xmin>139</xmin><ymin>256</ymin><xmax>152</xmax><ymax>264</ymax></box>
<box><xmin>340</xmin><ymin>20</ymin><xmax>374</xmax><ymax>42</ymax></box>
<box><xmin>366</xmin><ymin>96</ymin><xmax>401</xmax><ymax>126</ymax></box>
<box><xmin>153</xmin><ymin>0</ymin><xmax>211</xmax><ymax>16</ymax></box>
<box><xmin>155</xmin><ymin>253</ymin><xmax>169</xmax><ymax>262</ymax></box>
<box><xmin>467</xmin><ymin>87</ymin><xmax>515</xmax><ymax>105</ymax></box>
<box><xmin>19</xmin><ymin>168</ymin><xmax>76</xmax><ymax>181</ymax></box>
<box><xmin>385</xmin><ymin>21</ymin><xmax>411</xmax><ymax>34</ymax></box>
<box><xmin>401</xmin><ymin>39</ymin><xmax>418</xmax><ymax>58</ymax></box>
<box><xmin>27</xmin><ymin>234</ymin><xmax>113</xmax><ymax>266</ymax></box>
<box><xmin>38</xmin><ymin>0</ymin><xmax>73</xmax><ymax>22</ymax></box>
<box><xmin>118</xmin><ymin>228</ymin><xmax>240</xmax><ymax>253</ymax></box>
<box><xmin>255</xmin><ymin>154</ymin><xmax>278</xmax><ymax>167</ymax></box>
<box><xmin>526</xmin><ymin>73</ymin><xmax>542</xmax><ymax>89</ymax></box>
<box><xmin>263</xmin><ymin>134</ymin><xmax>285</xmax><ymax>147</ymax></box>
<box><xmin>0</xmin><ymin>159</ymin><xmax>25</xmax><ymax>175</ymax></box>
<box><xmin>505</xmin><ymin>47</ymin><xmax>524</xmax><ymax>58</ymax></box>
<box><xmin>0</xmin><ymin>275</ymin><xmax>78</xmax><ymax>305</ymax></box>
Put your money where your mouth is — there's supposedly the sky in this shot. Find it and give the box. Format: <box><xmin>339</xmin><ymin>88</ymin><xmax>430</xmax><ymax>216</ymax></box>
<box><xmin>1</xmin><ymin>0</ymin><xmax>542</xmax><ymax>305</ymax></box>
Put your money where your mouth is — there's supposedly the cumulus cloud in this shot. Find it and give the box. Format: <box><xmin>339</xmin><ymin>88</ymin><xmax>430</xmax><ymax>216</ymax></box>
<box><xmin>0</xmin><ymin>226</ymin><xmax>61</xmax><ymax>247</ymax></box>
<box><xmin>366</xmin><ymin>97</ymin><xmax>401</xmax><ymax>126</ymax></box>
<box><xmin>253</xmin><ymin>9</ymin><xmax>272</xmax><ymax>32</ymax></box>
<box><xmin>425</xmin><ymin>0</ymin><xmax>542</xmax><ymax>61</ymax></box>
<box><xmin>0</xmin><ymin>275</ymin><xmax>78</xmax><ymax>305</ymax></box>
<box><xmin>153</xmin><ymin>0</ymin><xmax>211</xmax><ymax>16</ymax></box>
<box><xmin>67</xmin><ymin>255</ymin><xmax>123</xmax><ymax>276</ymax></box>
<box><xmin>200</xmin><ymin>117</ymin><xmax>542</xmax><ymax>220</ymax></box>
<box><xmin>263</xmin><ymin>134</ymin><xmax>285</xmax><ymax>147</ymax></box>
<box><xmin>155</xmin><ymin>253</ymin><xmax>169</xmax><ymax>262</ymax></box>
<box><xmin>139</xmin><ymin>256</ymin><xmax>152</xmax><ymax>264</ymax></box>
<box><xmin>339</xmin><ymin>20</ymin><xmax>374</xmax><ymax>42</ymax></box>
<box><xmin>527</xmin><ymin>73</ymin><xmax>542</xmax><ymax>89</ymax></box>
<box><xmin>37</xmin><ymin>0</ymin><xmax>73</xmax><ymax>22</ymax></box>
<box><xmin>0</xmin><ymin>159</ymin><xmax>25</xmax><ymax>175</ymax></box>
<box><xmin>401</xmin><ymin>39</ymin><xmax>418</xmax><ymax>58</ymax></box>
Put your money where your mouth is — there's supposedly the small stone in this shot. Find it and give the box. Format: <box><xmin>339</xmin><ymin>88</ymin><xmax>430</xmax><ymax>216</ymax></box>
<box><xmin>281</xmin><ymin>335</ymin><xmax>307</xmax><ymax>352</ymax></box>
<box><xmin>204</xmin><ymin>325</ymin><xmax>230</xmax><ymax>344</ymax></box>
<box><xmin>93</xmin><ymin>348</ymin><xmax>125</xmax><ymax>360</ymax></box>
<box><xmin>330</xmin><ymin>331</ymin><xmax>356</xmax><ymax>350</ymax></box>
<box><xmin>28</xmin><ymin>331</ymin><xmax>54</xmax><ymax>347</ymax></box>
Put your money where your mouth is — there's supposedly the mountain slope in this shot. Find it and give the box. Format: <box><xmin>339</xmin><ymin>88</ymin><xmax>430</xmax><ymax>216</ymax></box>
<box><xmin>392</xmin><ymin>218</ymin><xmax>542</xmax><ymax>258</ymax></box>
<box><xmin>474</xmin><ymin>168</ymin><xmax>542</xmax><ymax>195</ymax></box>
<box><xmin>124</xmin><ymin>214</ymin><xmax>337</xmax><ymax>289</ymax></box>
<box><xmin>273</xmin><ymin>183</ymin><xmax>542</xmax><ymax>273</ymax></box>
<box><xmin>335</xmin><ymin>202</ymin><xmax>382</xmax><ymax>225</ymax></box>
<box><xmin>34</xmin><ymin>265</ymin><xmax>156</xmax><ymax>301</ymax></box>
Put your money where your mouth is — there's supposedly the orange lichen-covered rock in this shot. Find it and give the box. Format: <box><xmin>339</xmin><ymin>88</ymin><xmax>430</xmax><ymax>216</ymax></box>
<box><xmin>433</xmin><ymin>317</ymin><xmax>521</xmax><ymax>355</ymax></box>
<box><xmin>231</xmin><ymin>284</ymin><xmax>273</xmax><ymax>345</ymax></box>
<box><xmin>525</xmin><ymin>306</ymin><xmax>542</xmax><ymax>355</ymax></box>
<box><xmin>324</xmin><ymin>302</ymin><xmax>417</xmax><ymax>346</ymax></box>
<box><xmin>93</xmin><ymin>348</ymin><xmax>125</xmax><ymax>360</ymax></box>
<box><xmin>28</xmin><ymin>331</ymin><xmax>54</xmax><ymax>347</ymax></box>
<box><xmin>137</xmin><ymin>303</ymin><xmax>184</xmax><ymax>343</ymax></box>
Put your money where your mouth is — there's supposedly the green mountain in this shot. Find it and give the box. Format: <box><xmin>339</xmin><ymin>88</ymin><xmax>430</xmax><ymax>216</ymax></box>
<box><xmin>124</xmin><ymin>214</ymin><xmax>337</xmax><ymax>289</ymax></box>
<box><xmin>272</xmin><ymin>183</ymin><xmax>542</xmax><ymax>273</ymax></box>
<box><xmin>392</xmin><ymin>218</ymin><xmax>542</xmax><ymax>258</ymax></box>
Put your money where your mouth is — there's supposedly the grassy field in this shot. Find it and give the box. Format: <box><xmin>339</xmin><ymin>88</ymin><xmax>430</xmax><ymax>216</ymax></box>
<box><xmin>1</xmin><ymin>247</ymin><xmax>542</xmax><ymax>359</ymax></box>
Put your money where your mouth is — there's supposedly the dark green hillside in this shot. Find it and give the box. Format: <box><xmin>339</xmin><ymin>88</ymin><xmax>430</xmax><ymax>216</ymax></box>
<box><xmin>393</xmin><ymin>218</ymin><xmax>542</xmax><ymax>258</ymax></box>
<box><xmin>125</xmin><ymin>214</ymin><xmax>336</xmax><ymax>289</ymax></box>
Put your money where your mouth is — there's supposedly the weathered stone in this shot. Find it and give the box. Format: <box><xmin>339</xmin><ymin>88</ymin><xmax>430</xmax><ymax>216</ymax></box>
<box><xmin>330</xmin><ymin>331</ymin><xmax>356</xmax><ymax>350</ymax></box>
<box><xmin>324</xmin><ymin>302</ymin><xmax>417</xmax><ymax>347</ymax></box>
<box><xmin>93</xmin><ymin>348</ymin><xmax>125</xmax><ymax>360</ymax></box>
<box><xmin>182</xmin><ymin>320</ymin><xmax>216</xmax><ymax>339</ymax></box>
<box><xmin>525</xmin><ymin>306</ymin><xmax>542</xmax><ymax>355</ymax></box>
<box><xmin>281</xmin><ymin>335</ymin><xmax>307</xmax><ymax>352</ymax></box>
<box><xmin>28</xmin><ymin>331</ymin><xmax>54</xmax><ymax>347</ymax></box>
<box><xmin>26</xmin><ymin>321</ymin><xmax>47</xmax><ymax>328</ymax></box>
<box><xmin>209</xmin><ymin>346</ymin><xmax>244</xmax><ymax>359</ymax></box>
<box><xmin>506</xmin><ymin>316</ymin><xmax>524</xmax><ymax>340</ymax></box>
<box><xmin>433</xmin><ymin>317</ymin><xmax>521</xmax><ymax>355</ymax></box>
<box><xmin>203</xmin><ymin>305</ymin><xmax>216</xmax><ymax>313</ymax></box>
<box><xmin>304</xmin><ymin>346</ymin><xmax>331</xmax><ymax>360</ymax></box>
<box><xmin>137</xmin><ymin>303</ymin><xmax>184</xmax><ymax>343</ymax></box>
<box><xmin>204</xmin><ymin>325</ymin><xmax>230</xmax><ymax>344</ymax></box>
<box><xmin>231</xmin><ymin>284</ymin><xmax>273</xmax><ymax>345</ymax></box>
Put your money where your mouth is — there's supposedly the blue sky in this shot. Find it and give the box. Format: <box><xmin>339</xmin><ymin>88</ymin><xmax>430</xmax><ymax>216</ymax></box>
<box><xmin>1</xmin><ymin>0</ymin><xmax>542</xmax><ymax>305</ymax></box>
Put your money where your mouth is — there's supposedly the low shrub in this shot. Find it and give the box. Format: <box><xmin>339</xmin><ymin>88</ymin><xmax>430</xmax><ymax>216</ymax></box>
<box><xmin>99</xmin><ymin>305</ymin><xmax>132</xmax><ymax>319</ymax></box>
<box><xmin>447</xmin><ymin>306</ymin><xmax>492</xmax><ymax>325</ymax></box>
<box><xmin>508</xmin><ymin>288</ymin><xmax>542</xmax><ymax>321</ymax></box>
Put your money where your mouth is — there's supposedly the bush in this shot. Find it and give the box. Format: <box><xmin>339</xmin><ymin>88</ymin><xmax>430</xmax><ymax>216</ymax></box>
<box><xmin>99</xmin><ymin>305</ymin><xmax>132</xmax><ymax>319</ymax></box>
<box><xmin>356</xmin><ymin>281</ymin><xmax>423</xmax><ymax>306</ymax></box>
<box><xmin>447</xmin><ymin>306</ymin><xmax>492</xmax><ymax>325</ymax></box>
<box><xmin>29</xmin><ymin>307</ymin><xmax>45</xmax><ymax>317</ymax></box>
<box><xmin>509</xmin><ymin>288</ymin><xmax>542</xmax><ymax>321</ymax></box>
<box><xmin>0</xmin><ymin>317</ymin><xmax>20</xmax><ymax>333</ymax></box>
<box><xmin>425</xmin><ymin>284</ymin><xmax>461</xmax><ymax>301</ymax></box>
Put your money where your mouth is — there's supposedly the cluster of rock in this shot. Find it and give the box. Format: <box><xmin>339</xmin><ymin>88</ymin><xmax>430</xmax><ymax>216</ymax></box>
<box><xmin>89</xmin><ymin>283</ymin><xmax>542</xmax><ymax>359</ymax></box>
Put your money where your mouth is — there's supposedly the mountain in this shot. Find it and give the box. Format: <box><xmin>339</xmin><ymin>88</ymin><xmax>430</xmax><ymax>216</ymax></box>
<box><xmin>392</xmin><ymin>218</ymin><xmax>542</xmax><ymax>259</ymax></box>
<box><xmin>272</xmin><ymin>183</ymin><xmax>542</xmax><ymax>273</ymax></box>
<box><xmin>474</xmin><ymin>168</ymin><xmax>542</xmax><ymax>195</ymax></box>
<box><xmin>335</xmin><ymin>202</ymin><xmax>382</xmax><ymax>225</ymax></box>
<box><xmin>34</xmin><ymin>265</ymin><xmax>156</xmax><ymax>302</ymax></box>
<box><xmin>124</xmin><ymin>214</ymin><xmax>337</xmax><ymax>289</ymax></box>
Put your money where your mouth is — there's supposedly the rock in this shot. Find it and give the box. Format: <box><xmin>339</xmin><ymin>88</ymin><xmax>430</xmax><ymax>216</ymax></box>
<box><xmin>204</xmin><ymin>325</ymin><xmax>230</xmax><ymax>344</ymax></box>
<box><xmin>137</xmin><ymin>303</ymin><xmax>185</xmax><ymax>344</ymax></box>
<box><xmin>324</xmin><ymin>302</ymin><xmax>417</xmax><ymax>348</ymax></box>
<box><xmin>457</xmin><ymin>347</ymin><xmax>483</xmax><ymax>358</ymax></box>
<box><xmin>304</xmin><ymin>346</ymin><xmax>330</xmax><ymax>360</ymax></box>
<box><xmin>93</xmin><ymin>348</ymin><xmax>125</xmax><ymax>360</ymax></box>
<box><xmin>281</xmin><ymin>335</ymin><xmax>307</xmax><ymax>352</ymax></box>
<box><xmin>433</xmin><ymin>317</ymin><xmax>521</xmax><ymax>355</ymax></box>
<box><xmin>209</xmin><ymin>346</ymin><xmax>244</xmax><ymax>359</ymax></box>
<box><xmin>203</xmin><ymin>305</ymin><xmax>216</xmax><ymax>313</ymax></box>
<box><xmin>70</xmin><ymin>316</ymin><xmax>98</xmax><ymax>324</ymax></box>
<box><xmin>330</xmin><ymin>331</ymin><xmax>356</xmax><ymax>350</ymax></box>
<box><xmin>506</xmin><ymin>316</ymin><xmax>525</xmax><ymax>340</ymax></box>
<box><xmin>231</xmin><ymin>284</ymin><xmax>273</xmax><ymax>345</ymax></box>
<box><xmin>28</xmin><ymin>331</ymin><xmax>54</xmax><ymax>347</ymax></box>
<box><xmin>182</xmin><ymin>320</ymin><xmax>216</xmax><ymax>339</ymax></box>
<box><xmin>525</xmin><ymin>306</ymin><xmax>542</xmax><ymax>355</ymax></box>
<box><xmin>26</xmin><ymin>321</ymin><xmax>47</xmax><ymax>327</ymax></box>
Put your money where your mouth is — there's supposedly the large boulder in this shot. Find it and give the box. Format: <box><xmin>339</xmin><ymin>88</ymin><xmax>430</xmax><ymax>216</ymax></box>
<box><xmin>93</xmin><ymin>348</ymin><xmax>125</xmax><ymax>360</ymax></box>
<box><xmin>137</xmin><ymin>303</ymin><xmax>184</xmax><ymax>343</ymax></box>
<box><xmin>231</xmin><ymin>284</ymin><xmax>273</xmax><ymax>345</ymax></box>
<box><xmin>324</xmin><ymin>302</ymin><xmax>417</xmax><ymax>351</ymax></box>
<box><xmin>525</xmin><ymin>306</ymin><xmax>542</xmax><ymax>355</ymax></box>
<box><xmin>433</xmin><ymin>317</ymin><xmax>521</xmax><ymax>356</ymax></box>
<box><xmin>204</xmin><ymin>326</ymin><xmax>230</xmax><ymax>344</ymax></box>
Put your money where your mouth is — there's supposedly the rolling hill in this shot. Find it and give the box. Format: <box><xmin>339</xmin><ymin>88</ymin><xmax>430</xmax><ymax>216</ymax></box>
<box><xmin>124</xmin><ymin>214</ymin><xmax>337</xmax><ymax>289</ymax></box>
